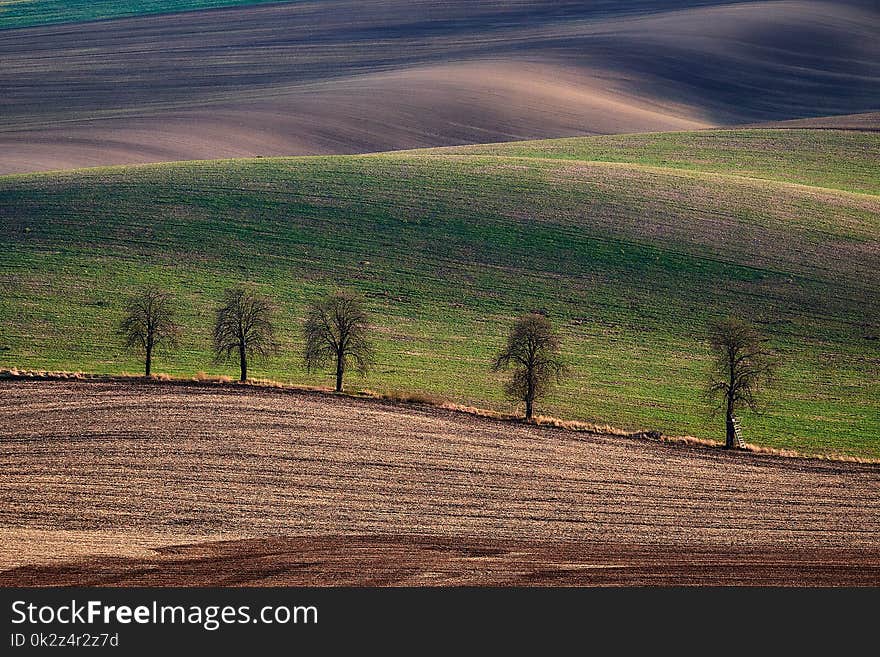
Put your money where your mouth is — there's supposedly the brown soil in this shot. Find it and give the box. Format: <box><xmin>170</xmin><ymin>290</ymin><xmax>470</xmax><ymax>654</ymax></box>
<box><xmin>4</xmin><ymin>536</ymin><xmax>879</xmax><ymax>587</ymax></box>
<box><xmin>1</xmin><ymin>380</ymin><xmax>877</xmax><ymax>586</ymax></box>
<box><xmin>2</xmin><ymin>1</ymin><xmax>878</xmax><ymax>173</ymax></box>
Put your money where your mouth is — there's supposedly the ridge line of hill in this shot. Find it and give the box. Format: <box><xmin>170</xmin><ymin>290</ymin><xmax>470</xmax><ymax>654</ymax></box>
<box><xmin>3</xmin><ymin>149</ymin><xmax>875</xmax><ymax>201</ymax></box>
<box><xmin>379</xmin><ymin>152</ymin><xmax>880</xmax><ymax>199</ymax></box>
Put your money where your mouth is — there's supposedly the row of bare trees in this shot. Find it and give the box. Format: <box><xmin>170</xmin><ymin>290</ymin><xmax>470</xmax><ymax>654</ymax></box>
<box><xmin>120</xmin><ymin>286</ymin><xmax>776</xmax><ymax>448</ymax></box>
<box><xmin>119</xmin><ymin>286</ymin><xmax>372</xmax><ymax>392</ymax></box>
<box><xmin>494</xmin><ymin>313</ymin><xmax>777</xmax><ymax>448</ymax></box>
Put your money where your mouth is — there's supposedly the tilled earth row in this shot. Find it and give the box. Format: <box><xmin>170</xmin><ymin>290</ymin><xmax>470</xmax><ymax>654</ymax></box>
<box><xmin>1</xmin><ymin>381</ymin><xmax>877</xmax><ymax>585</ymax></box>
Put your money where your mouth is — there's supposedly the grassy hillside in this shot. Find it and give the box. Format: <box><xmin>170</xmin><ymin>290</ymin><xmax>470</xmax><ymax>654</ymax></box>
<box><xmin>0</xmin><ymin>1</ymin><xmax>279</xmax><ymax>29</ymax></box>
<box><xmin>1</xmin><ymin>130</ymin><xmax>878</xmax><ymax>457</ymax></box>
<box><xmin>439</xmin><ymin>129</ymin><xmax>880</xmax><ymax>196</ymax></box>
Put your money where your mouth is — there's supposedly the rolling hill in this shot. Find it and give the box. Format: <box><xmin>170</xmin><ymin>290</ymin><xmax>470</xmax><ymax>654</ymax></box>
<box><xmin>430</xmin><ymin>128</ymin><xmax>880</xmax><ymax>195</ymax></box>
<box><xmin>1</xmin><ymin>0</ymin><xmax>879</xmax><ymax>172</ymax></box>
<box><xmin>747</xmin><ymin>111</ymin><xmax>880</xmax><ymax>132</ymax></box>
<box><xmin>1</xmin><ymin>127</ymin><xmax>877</xmax><ymax>458</ymax></box>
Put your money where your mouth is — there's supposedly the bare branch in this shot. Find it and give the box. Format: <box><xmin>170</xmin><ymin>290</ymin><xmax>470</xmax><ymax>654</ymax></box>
<box><xmin>117</xmin><ymin>286</ymin><xmax>181</xmax><ymax>376</ymax></box>
<box><xmin>493</xmin><ymin>313</ymin><xmax>566</xmax><ymax>420</ymax></box>
<box><xmin>705</xmin><ymin>316</ymin><xmax>778</xmax><ymax>447</ymax></box>
<box><xmin>303</xmin><ymin>291</ymin><xmax>374</xmax><ymax>392</ymax></box>
<box><xmin>212</xmin><ymin>286</ymin><xmax>278</xmax><ymax>381</ymax></box>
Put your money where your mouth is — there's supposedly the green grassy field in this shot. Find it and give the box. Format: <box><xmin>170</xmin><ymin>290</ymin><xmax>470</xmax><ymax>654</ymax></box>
<box><xmin>0</xmin><ymin>0</ymin><xmax>279</xmax><ymax>30</ymax></box>
<box><xmin>1</xmin><ymin>129</ymin><xmax>878</xmax><ymax>457</ymax></box>
<box><xmin>436</xmin><ymin>129</ymin><xmax>880</xmax><ymax>196</ymax></box>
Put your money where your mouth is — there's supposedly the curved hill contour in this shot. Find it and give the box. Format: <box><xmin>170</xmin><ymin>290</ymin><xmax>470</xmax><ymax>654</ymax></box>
<box><xmin>1</xmin><ymin>0</ymin><xmax>878</xmax><ymax>172</ymax></box>
<box><xmin>1</xmin><ymin>128</ymin><xmax>877</xmax><ymax>457</ymax></box>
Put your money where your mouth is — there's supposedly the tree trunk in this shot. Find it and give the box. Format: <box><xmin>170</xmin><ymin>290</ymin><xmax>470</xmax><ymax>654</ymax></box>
<box><xmin>725</xmin><ymin>403</ymin><xmax>735</xmax><ymax>449</ymax></box>
<box><xmin>725</xmin><ymin>353</ymin><xmax>737</xmax><ymax>447</ymax></box>
<box><xmin>525</xmin><ymin>369</ymin><xmax>535</xmax><ymax>420</ymax></box>
<box><xmin>335</xmin><ymin>359</ymin><xmax>344</xmax><ymax>392</ymax></box>
<box><xmin>239</xmin><ymin>345</ymin><xmax>247</xmax><ymax>383</ymax></box>
<box><xmin>144</xmin><ymin>346</ymin><xmax>152</xmax><ymax>377</ymax></box>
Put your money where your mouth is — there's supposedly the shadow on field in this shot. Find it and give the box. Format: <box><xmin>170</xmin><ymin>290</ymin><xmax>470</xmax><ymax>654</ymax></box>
<box><xmin>3</xmin><ymin>536</ymin><xmax>879</xmax><ymax>587</ymax></box>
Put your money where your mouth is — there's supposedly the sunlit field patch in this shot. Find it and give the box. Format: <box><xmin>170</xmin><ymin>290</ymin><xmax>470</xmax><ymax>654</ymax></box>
<box><xmin>1</xmin><ymin>130</ymin><xmax>877</xmax><ymax>457</ymax></box>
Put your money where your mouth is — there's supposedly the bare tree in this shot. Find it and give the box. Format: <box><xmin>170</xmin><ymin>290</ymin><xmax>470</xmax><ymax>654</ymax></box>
<box><xmin>493</xmin><ymin>313</ymin><xmax>566</xmax><ymax>420</ymax></box>
<box><xmin>118</xmin><ymin>286</ymin><xmax>181</xmax><ymax>377</ymax></box>
<box><xmin>303</xmin><ymin>291</ymin><xmax>374</xmax><ymax>392</ymax></box>
<box><xmin>706</xmin><ymin>316</ymin><xmax>778</xmax><ymax>448</ymax></box>
<box><xmin>212</xmin><ymin>287</ymin><xmax>278</xmax><ymax>382</ymax></box>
